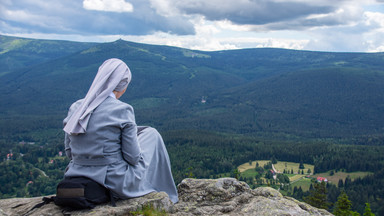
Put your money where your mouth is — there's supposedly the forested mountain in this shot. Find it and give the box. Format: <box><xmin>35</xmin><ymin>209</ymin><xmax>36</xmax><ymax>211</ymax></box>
<box><xmin>1</xmin><ymin>35</ymin><xmax>384</xmax><ymax>139</ymax></box>
<box><xmin>1</xmin><ymin>35</ymin><xmax>384</xmax><ymax>215</ymax></box>
<box><xmin>0</xmin><ymin>35</ymin><xmax>96</xmax><ymax>76</ymax></box>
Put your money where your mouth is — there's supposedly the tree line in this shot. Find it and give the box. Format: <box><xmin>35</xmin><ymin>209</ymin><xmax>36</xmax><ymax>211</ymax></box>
<box><xmin>291</xmin><ymin>170</ymin><xmax>384</xmax><ymax>215</ymax></box>
<box><xmin>0</xmin><ymin>129</ymin><xmax>384</xmax><ymax>214</ymax></box>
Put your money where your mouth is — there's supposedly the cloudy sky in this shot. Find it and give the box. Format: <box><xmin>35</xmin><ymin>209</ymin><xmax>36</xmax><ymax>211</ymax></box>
<box><xmin>1</xmin><ymin>0</ymin><xmax>384</xmax><ymax>52</ymax></box>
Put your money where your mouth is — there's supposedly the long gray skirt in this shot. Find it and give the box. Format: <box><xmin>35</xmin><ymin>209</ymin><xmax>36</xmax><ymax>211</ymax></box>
<box><xmin>104</xmin><ymin>126</ymin><xmax>178</xmax><ymax>203</ymax></box>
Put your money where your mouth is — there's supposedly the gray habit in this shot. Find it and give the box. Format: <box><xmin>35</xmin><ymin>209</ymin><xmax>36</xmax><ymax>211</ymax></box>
<box><xmin>63</xmin><ymin>96</ymin><xmax>178</xmax><ymax>203</ymax></box>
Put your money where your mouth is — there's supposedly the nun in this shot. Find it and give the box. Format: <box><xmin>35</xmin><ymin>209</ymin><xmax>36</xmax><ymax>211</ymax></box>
<box><xmin>63</xmin><ymin>58</ymin><xmax>178</xmax><ymax>203</ymax></box>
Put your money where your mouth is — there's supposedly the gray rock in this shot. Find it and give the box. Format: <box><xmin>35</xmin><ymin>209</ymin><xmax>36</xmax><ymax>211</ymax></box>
<box><xmin>0</xmin><ymin>178</ymin><xmax>333</xmax><ymax>216</ymax></box>
<box><xmin>0</xmin><ymin>192</ymin><xmax>172</xmax><ymax>216</ymax></box>
<box><xmin>171</xmin><ymin>178</ymin><xmax>332</xmax><ymax>216</ymax></box>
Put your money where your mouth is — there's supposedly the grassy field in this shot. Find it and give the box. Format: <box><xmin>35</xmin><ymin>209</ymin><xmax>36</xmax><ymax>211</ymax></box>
<box><xmin>289</xmin><ymin>174</ymin><xmax>306</xmax><ymax>182</ymax></box>
<box><xmin>313</xmin><ymin>171</ymin><xmax>373</xmax><ymax>184</ymax></box>
<box><xmin>238</xmin><ymin>160</ymin><xmax>314</xmax><ymax>175</ymax></box>
<box><xmin>274</xmin><ymin>161</ymin><xmax>314</xmax><ymax>175</ymax></box>
<box><xmin>237</xmin><ymin>160</ymin><xmax>373</xmax><ymax>193</ymax></box>
<box><xmin>238</xmin><ymin>160</ymin><xmax>270</xmax><ymax>172</ymax></box>
<box><xmin>237</xmin><ymin>160</ymin><xmax>311</xmax><ymax>185</ymax></box>
<box><xmin>237</xmin><ymin>160</ymin><xmax>314</xmax><ymax>188</ymax></box>
<box><xmin>291</xmin><ymin>177</ymin><xmax>313</xmax><ymax>191</ymax></box>
<box><xmin>241</xmin><ymin>168</ymin><xmax>260</xmax><ymax>179</ymax></box>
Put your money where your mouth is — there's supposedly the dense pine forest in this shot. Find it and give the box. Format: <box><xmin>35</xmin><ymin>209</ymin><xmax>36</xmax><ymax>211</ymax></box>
<box><xmin>1</xmin><ymin>131</ymin><xmax>384</xmax><ymax>214</ymax></box>
<box><xmin>1</xmin><ymin>35</ymin><xmax>384</xmax><ymax>215</ymax></box>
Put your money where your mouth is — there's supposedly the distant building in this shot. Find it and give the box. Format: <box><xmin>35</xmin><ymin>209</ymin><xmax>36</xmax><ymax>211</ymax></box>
<box><xmin>20</xmin><ymin>141</ymin><xmax>35</xmax><ymax>145</ymax></box>
<box><xmin>270</xmin><ymin>169</ymin><xmax>277</xmax><ymax>180</ymax></box>
<box><xmin>201</xmin><ymin>96</ymin><xmax>207</xmax><ymax>103</ymax></box>
<box><xmin>317</xmin><ymin>177</ymin><xmax>328</xmax><ymax>182</ymax></box>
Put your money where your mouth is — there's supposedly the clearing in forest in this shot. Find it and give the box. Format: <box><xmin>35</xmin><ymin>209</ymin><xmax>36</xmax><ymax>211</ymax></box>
<box><xmin>312</xmin><ymin>171</ymin><xmax>372</xmax><ymax>184</ymax></box>
<box><xmin>238</xmin><ymin>160</ymin><xmax>270</xmax><ymax>172</ymax></box>
<box><xmin>274</xmin><ymin>161</ymin><xmax>314</xmax><ymax>175</ymax></box>
<box><xmin>238</xmin><ymin>160</ymin><xmax>314</xmax><ymax>175</ymax></box>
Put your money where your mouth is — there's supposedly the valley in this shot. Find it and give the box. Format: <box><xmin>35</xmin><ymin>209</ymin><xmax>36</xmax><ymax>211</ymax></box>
<box><xmin>1</xmin><ymin>34</ymin><xmax>384</xmax><ymax>215</ymax></box>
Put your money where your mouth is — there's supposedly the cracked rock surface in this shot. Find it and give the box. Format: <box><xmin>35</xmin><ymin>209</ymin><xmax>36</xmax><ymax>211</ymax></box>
<box><xmin>0</xmin><ymin>178</ymin><xmax>333</xmax><ymax>216</ymax></box>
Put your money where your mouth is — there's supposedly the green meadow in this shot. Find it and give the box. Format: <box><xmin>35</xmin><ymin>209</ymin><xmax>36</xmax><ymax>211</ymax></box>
<box><xmin>238</xmin><ymin>160</ymin><xmax>373</xmax><ymax>192</ymax></box>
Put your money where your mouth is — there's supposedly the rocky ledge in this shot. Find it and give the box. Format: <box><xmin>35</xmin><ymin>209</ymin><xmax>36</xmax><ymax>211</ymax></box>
<box><xmin>0</xmin><ymin>178</ymin><xmax>332</xmax><ymax>216</ymax></box>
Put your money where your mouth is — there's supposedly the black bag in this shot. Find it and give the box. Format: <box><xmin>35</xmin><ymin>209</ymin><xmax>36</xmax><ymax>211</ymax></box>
<box><xmin>25</xmin><ymin>177</ymin><xmax>116</xmax><ymax>215</ymax></box>
<box><xmin>54</xmin><ymin>176</ymin><xmax>114</xmax><ymax>209</ymax></box>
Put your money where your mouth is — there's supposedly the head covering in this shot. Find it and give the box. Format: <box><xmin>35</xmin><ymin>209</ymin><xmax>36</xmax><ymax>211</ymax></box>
<box><xmin>63</xmin><ymin>58</ymin><xmax>132</xmax><ymax>135</ymax></box>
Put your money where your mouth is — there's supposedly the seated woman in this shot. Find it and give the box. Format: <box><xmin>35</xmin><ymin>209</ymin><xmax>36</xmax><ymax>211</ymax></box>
<box><xmin>63</xmin><ymin>58</ymin><xmax>178</xmax><ymax>203</ymax></box>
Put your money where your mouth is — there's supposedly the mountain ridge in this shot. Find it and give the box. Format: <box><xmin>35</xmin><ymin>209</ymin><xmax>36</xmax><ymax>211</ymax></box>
<box><xmin>1</xmin><ymin>34</ymin><xmax>384</xmax><ymax>139</ymax></box>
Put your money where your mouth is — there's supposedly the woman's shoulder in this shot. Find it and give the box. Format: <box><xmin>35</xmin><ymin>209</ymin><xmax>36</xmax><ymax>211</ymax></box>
<box><xmin>99</xmin><ymin>97</ymin><xmax>135</xmax><ymax>121</ymax></box>
<box><xmin>102</xmin><ymin>97</ymin><xmax>134</xmax><ymax>111</ymax></box>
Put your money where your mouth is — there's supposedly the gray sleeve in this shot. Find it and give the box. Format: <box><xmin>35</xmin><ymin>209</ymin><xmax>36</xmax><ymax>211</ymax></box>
<box><xmin>63</xmin><ymin>100</ymin><xmax>82</xmax><ymax>160</ymax></box>
<box><xmin>121</xmin><ymin>106</ymin><xmax>142</xmax><ymax>165</ymax></box>
<box><xmin>64</xmin><ymin>133</ymin><xmax>72</xmax><ymax>159</ymax></box>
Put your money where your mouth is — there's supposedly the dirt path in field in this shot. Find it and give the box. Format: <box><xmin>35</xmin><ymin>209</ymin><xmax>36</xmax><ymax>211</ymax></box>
<box><xmin>272</xmin><ymin>164</ymin><xmax>280</xmax><ymax>173</ymax></box>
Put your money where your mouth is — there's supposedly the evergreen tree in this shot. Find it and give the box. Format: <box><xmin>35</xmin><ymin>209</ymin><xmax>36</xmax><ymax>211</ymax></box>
<box><xmin>333</xmin><ymin>191</ymin><xmax>360</xmax><ymax>216</ymax></box>
<box><xmin>232</xmin><ymin>169</ymin><xmax>240</xmax><ymax>180</ymax></box>
<box><xmin>265</xmin><ymin>170</ymin><xmax>273</xmax><ymax>179</ymax></box>
<box><xmin>263</xmin><ymin>162</ymin><xmax>272</xmax><ymax>169</ymax></box>
<box><xmin>304</xmin><ymin>181</ymin><xmax>329</xmax><ymax>210</ymax></box>
<box><xmin>363</xmin><ymin>203</ymin><xmax>375</xmax><ymax>216</ymax></box>
<box><xmin>271</xmin><ymin>156</ymin><xmax>277</xmax><ymax>164</ymax></box>
<box><xmin>344</xmin><ymin>176</ymin><xmax>352</xmax><ymax>188</ymax></box>
<box><xmin>186</xmin><ymin>167</ymin><xmax>194</xmax><ymax>178</ymax></box>
<box><xmin>299</xmin><ymin>160</ymin><xmax>305</xmax><ymax>169</ymax></box>
<box><xmin>255</xmin><ymin>166</ymin><xmax>264</xmax><ymax>174</ymax></box>
<box><xmin>333</xmin><ymin>191</ymin><xmax>352</xmax><ymax>216</ymax></box>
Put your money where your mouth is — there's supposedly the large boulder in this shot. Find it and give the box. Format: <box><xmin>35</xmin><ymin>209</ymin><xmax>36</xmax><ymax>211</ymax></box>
<box><xmin>171</xmin><ymin>178</ymin><xmax>332</xmax><ymax>216</ymax></box>
<box><xmin>0</xmin><ymin>192</ymin><xmax>172</xmax><ymax>216</ymax></box>
<box><xmin>0</xmin><ymin>178</ymin><xmax>333</xmax><ymax>216</ymax></box>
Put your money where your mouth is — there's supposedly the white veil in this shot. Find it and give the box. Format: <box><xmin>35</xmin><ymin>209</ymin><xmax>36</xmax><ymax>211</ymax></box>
<box><xmin>63</xmin><ymin>58</ymin><xmax>132</xmax><ymax>135</ymax></box>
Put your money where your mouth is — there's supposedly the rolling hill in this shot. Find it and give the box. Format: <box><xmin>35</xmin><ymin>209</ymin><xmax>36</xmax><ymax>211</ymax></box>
<box><xmin>0</xmin><ymin>35</ymin><xmax>96</xmax><ymax>76</ymax></box>
<box><xmin>1</xmin><ymin>35</ymin><xmax>384</xmax><ymax>140</ymax></box>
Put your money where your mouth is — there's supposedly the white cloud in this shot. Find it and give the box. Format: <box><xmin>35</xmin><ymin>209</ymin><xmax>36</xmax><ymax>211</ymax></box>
<box><xmin>83</xmin><ymin>0</ymin><xmax>133</xmax><ymax>13</ymax></box>
<box><xmin>364</xmin><ymin>11</ymin><xmax>384</xmax><ymax>27</ymax></box>
<box><xmin>362</xmin><ymin>11</ymin><xmax>384</xmax><ymax>52</ymax></box>
<box><xmin>2</xmin><ymin>0</ymin><xmax>384</xmax><ymax>52</ymax></box>
<box><xmin>115</xmin><ymin>26</ymin><xmax>309</xmax><ymax>51</ymax></box>
<box><xmin>149</xmin><ymin>0</ymin><xmax>179</xmax><ymax>17</ymax></box>
<box><xmin>215</xmin><ymin>20</ymin><xmax>252</xmax><ymax>32</ymax></box>
<box><xmin>301</xmin><ymin>8</ymin><xmax>384</xmax><ymax>52</ymax></box>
